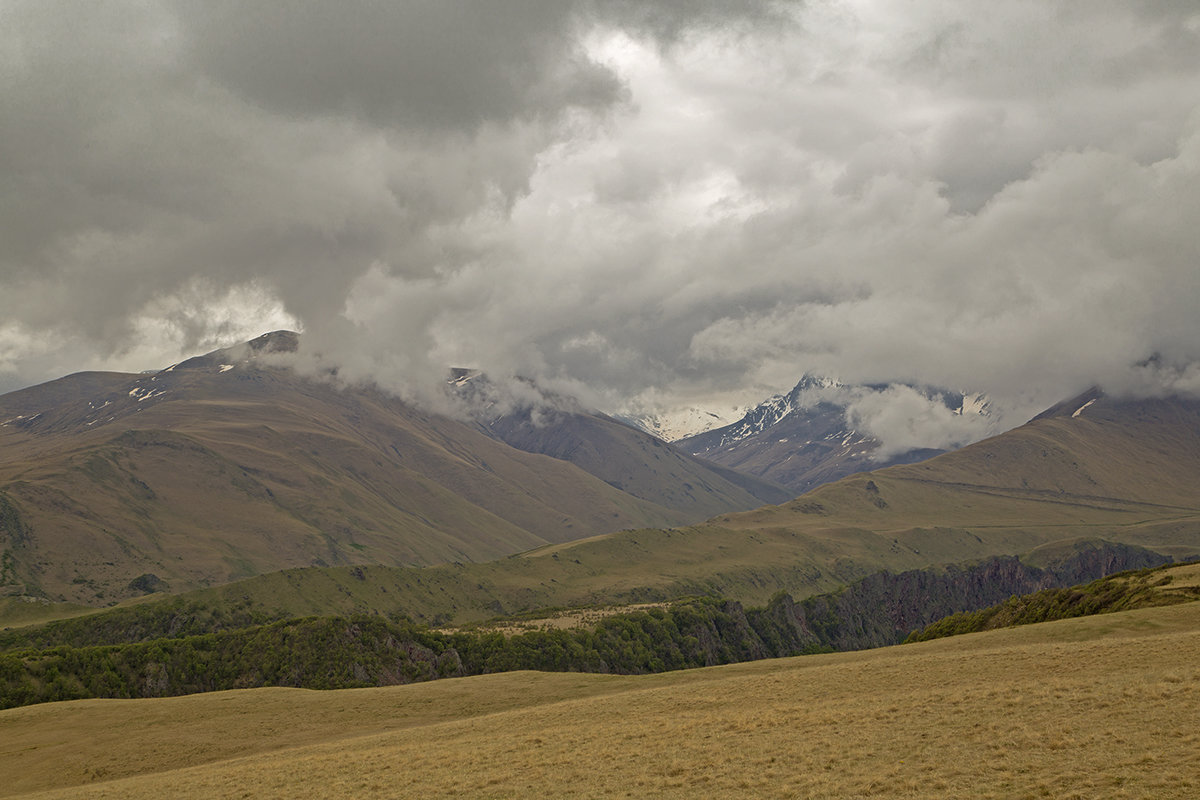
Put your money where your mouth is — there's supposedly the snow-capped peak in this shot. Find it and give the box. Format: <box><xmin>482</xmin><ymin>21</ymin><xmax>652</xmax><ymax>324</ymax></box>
<box><xmin>957</xmin><ymin>392</ymin><xmax>992</xmax><ymax>417</ymax></box>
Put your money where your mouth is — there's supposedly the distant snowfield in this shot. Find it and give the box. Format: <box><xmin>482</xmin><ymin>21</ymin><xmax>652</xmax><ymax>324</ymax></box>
<box><xmin>619</xmin><ymin>406</ymin><xmax>749</xmax><ymax>442</ymax></box>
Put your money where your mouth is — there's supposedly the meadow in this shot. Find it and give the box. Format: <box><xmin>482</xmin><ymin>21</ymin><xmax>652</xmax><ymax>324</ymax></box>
<box><xmin>3</xmin><ymin>599</ymin><xmax>1197</xmax><ymax>798</ymax></box>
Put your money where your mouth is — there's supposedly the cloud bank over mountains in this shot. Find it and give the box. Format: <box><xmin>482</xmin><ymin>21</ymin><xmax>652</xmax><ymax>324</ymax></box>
<box><xmin>3</xmin><ymin>1</ymin><xmax>1199</xmax><ymax>436</ymax></box>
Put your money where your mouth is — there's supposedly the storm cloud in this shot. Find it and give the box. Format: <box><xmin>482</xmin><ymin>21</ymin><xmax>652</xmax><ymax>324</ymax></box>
<box><xmin>3</xmin><ymin>1</ymin><xmax>1199</xmax><ymax>450</ymax></box>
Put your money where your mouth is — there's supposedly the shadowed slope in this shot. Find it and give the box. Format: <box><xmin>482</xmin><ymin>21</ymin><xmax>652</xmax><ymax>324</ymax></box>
<box><xmin>481</xmin><ymin>406</ymin><xmax>791</xmax><ymax>515</ymax></box>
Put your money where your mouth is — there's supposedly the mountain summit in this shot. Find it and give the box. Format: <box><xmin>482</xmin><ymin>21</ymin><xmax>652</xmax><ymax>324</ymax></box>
<box><xmin>678</xmin><ymin>375</ymin><xmax>993</xmax><ymax>493</ymax></box>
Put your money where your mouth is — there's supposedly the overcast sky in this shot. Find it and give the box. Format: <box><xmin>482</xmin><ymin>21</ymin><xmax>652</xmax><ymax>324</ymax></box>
<box><xmin>3</xmin><ymin>1</ymin><xmax>1200</xmax><ymax>439</ymax></box>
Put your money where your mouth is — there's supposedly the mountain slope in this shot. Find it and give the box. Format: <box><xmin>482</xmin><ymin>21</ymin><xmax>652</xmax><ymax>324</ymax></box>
<box><xmin>478</xmin><ymin>405</ymin><xmax>791</xmax><ymax>516</ymax></box>
<box><xmin>679</xmin><ymin>375</ymin><xmax>992</xmax><ymax>493</ymax></box>
<box><xmin>107</xmin><ymin>390</ymin><xmax>1198</xmax><ymax>625</ymax></box>
<box><xmin>0</xmin><ymin>334</ymin><xmax>774</xmax><ymax>605</ymax></box>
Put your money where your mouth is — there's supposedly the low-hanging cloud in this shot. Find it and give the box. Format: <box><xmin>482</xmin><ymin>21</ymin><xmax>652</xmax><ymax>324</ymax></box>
<box><xmin>759</xmin><ymin>378</ymin><xmax>1001</xmax><ymax>462</ymax></box>
<box><xmin>842</xmin><ymin>385</ymin><xmax>998</xmax><ymax>462</ymax></box>
<box><xmin>2</xmin><ymin>1</ymin><xmax>1199</xmax><ymax>452</ymax></box>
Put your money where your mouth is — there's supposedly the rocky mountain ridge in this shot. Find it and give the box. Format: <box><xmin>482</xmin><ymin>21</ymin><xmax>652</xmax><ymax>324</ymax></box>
<box><xmin>678</xmin><ymin>374</ymin><xmax>993</xmax><ymax>492</ymax></box>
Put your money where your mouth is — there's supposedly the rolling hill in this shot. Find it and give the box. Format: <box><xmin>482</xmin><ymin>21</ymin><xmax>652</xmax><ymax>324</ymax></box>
<box><xmin>2</xmin><ymin>598</ymin><xmax>1198</xmax><ymax>798</ymax></box>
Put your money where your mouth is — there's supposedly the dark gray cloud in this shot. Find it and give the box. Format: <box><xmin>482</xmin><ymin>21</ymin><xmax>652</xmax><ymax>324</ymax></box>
<box><xmin>174</xmin><ymin>1</ymin><xmax>622</xmax><ymax>131</ymax></box>
<box><xmin>2</xmin><ymin>1</ymin><xmax>1199</xmax><ymax>455</ymax></box>
<box><xmin>590</xmin><ymin>0</ymin><xmax>791</xmax><ymax>42</ymax></box>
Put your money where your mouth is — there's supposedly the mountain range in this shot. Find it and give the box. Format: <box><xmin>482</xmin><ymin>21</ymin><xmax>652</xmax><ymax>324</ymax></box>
<box><xmin>448</xmin><ymin>371</ymin><xmax>789</xmax><ymax>518</ymax></box>
<box><xmin>8</xmin><ymin>384</ymin><xmax>1189</xmax><ymax>632</ymax></box>
<box><xmin>617</xmin><ymin>405</ymin><xmax>748</xmax><ymax>442</ymax></box>
<box><xmin>3</xmin><ymin>333</ymin><xmax>1199</xmax><ymax>626</ymax></box>
<box><xmin>155</xmin><ymin>387</ymin><xmax>1200</xmax><ymax>626</ymax></box>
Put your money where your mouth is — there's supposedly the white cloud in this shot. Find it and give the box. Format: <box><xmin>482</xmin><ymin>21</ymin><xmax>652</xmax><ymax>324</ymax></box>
<box><xmin>843</xmin><ymin>385</ymin><xmax>996</xmax><ymax>461</ymax></box>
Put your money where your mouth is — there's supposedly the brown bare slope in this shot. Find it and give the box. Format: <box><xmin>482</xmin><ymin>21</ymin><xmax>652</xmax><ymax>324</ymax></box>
<box><xmin>0</xmin><ymin>334</ymin><xmax>776</xmax><ymax>605</ymax></box>
<box><xmin>480</xmin><ymin>405</ymin><xmax>791</xmax><ymax>516</ymax></box>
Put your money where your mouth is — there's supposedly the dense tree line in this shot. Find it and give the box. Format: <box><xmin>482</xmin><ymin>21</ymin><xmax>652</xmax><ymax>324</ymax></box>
<box><xmin>0</xmin><ymin>598</ymin><xmax>794</xmax><ymax>709</ymax></box>
<box><xmin>0</xmin><ymin>597</ymin><xmax>283</xmax><ymax>652</ymax></box>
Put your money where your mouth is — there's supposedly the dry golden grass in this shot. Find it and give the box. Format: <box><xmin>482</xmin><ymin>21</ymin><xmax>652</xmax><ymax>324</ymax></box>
<box><xmin>1155</xmin><ymin>561</ymin><xmax>1200</xmax><ymax>589</ymax></box>
<box><xmin>4</xmin><ymin>602</ymin><xmax>1200</xmax><ymax>799</ymax></box>
<box><xmin>0</xmin><ymin>672</ymin><xmax>636</xmax><ymax>796</ymax></box>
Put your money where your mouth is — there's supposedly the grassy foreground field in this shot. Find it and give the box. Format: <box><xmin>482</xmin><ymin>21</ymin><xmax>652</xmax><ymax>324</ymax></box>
<box><xmin>2</xmin><ymin>600</ymin><xmax>1198</xmax><ymax>798</ymax></box>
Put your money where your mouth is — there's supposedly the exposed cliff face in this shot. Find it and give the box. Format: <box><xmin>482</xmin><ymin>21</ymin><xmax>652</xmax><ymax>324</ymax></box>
<box><xmin>746</xmin><ymin>541</ymin><xmax>1172</xmax><ymax>654</ymax></box>
<box><xmin>1043</xmin><ymin>541</ymin><xmax>1170</xmax><ymax>586</ymax></box>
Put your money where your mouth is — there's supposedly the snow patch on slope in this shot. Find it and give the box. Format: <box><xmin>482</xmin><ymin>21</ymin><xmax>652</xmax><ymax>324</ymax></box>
<box><xmin>1072</xmin><ymin>398</ymin><xmax>1097</xmax><ymax>418</ymax></box>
